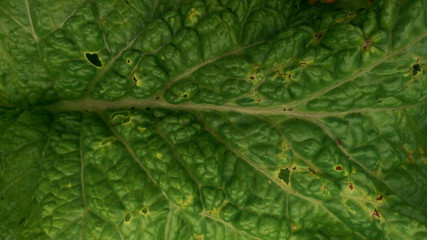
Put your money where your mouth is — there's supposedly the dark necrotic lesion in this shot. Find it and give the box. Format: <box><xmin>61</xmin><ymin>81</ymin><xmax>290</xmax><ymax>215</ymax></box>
<box><xmin>85</xmin><ymin>53</ymin><xmax>102</xmax><ymax>67</ymax></box>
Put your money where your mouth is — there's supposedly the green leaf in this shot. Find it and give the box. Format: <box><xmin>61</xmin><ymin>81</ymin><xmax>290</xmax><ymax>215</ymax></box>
<box><xmin>1</xmin><ymin>0</ymin><xmax>427</xmax><ymax>239</ymax></box>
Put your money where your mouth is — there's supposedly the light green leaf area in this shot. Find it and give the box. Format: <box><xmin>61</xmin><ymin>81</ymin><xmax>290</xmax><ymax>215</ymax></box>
<box><xmin>1</xmin><ymin>0</ymin><xmax>426</xmax><ymax>239</ymax></box>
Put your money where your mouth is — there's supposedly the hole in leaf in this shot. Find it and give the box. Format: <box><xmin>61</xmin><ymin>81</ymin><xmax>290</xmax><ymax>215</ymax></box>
<box><xmin>126</xmin><ymin>58</ymin><xmax>131</xmax><ymax>64</ymax></box>
<box><xmin>146</xmin><ymin>107</ymin><xmax>151</xmax><ymax>111</ymax></box>
<box><xmin>313</xmin><ymin>33</ymin><xmax>323</xmax><ymax>39</ymax></box>
<box><xmin>85</xmin><ymin>53</ymin><xmax>102</xmax><ymax>67</ymax></box>
<box><xmin>140</xmin><ymin>207</ymin><xmax>148</xmax><ymax>215</ymax></box>
<box><xmin>124</xmin><ymin>213</ymin><xmax>131</xmax><ymax>222</ymax></box>
<box><xmin>182</xmin><ymin>93</ymin><xmax>188</xmax><ymax>98</ymax></box>
<box><xmin>412</xmin><ymin>64</ymin><xmax>421</xmax><ymax>76</ymax></box>
<box><xmin>278</xmin><ymin>168</ymin><xmax>290</xmax><ymax>184</ymax></box>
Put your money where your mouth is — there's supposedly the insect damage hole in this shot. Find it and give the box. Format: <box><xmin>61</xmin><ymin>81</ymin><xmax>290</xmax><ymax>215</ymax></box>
<box><xmin>278</xmin><ymin>168</ymin><xmax>290</xmax><ymax>184</ymax></box>
<box><xmin>124</xmin><ymin>213</ymin><xmax>132</xmax><ymax>223</ymax></box>
<box><xmin>412</xmin><ymin>63</ymin><xmax>421</xmax><ymax>76</ymax></box>
<box><xmin>85</xmin><ymin>53</ymin><xmax>102</xmax><ymax>67</ymax></box>
<box><xmin>140</xmin><ymin>207</ymin><xmax>149</xmax><ymax>215</ymax></box>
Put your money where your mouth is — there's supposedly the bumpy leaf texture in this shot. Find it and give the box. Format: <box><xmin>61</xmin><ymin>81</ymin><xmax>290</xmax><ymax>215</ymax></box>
<box><xmin>0</xmin><ymin>0</ymin><xmax>426</xmax><ymax>239</ymax></box>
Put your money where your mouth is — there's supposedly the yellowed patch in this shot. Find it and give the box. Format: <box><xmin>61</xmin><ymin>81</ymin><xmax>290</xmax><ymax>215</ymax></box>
<box><xmin>156</xmin><ymin>152</ymin><xmax>163</xmax><ymax>159</ymax></box>
<box><xmin>188</xmin><ymin>8</ymin><xmax>200</xmax><ymax>24</ymax></box>
<box><xmin>193</xmin><ymin>234</ymin><xmax>204</xmax><ymax>240</ymax></box>
<box><xmin>177</xmin><ymin>195</ymin><xmax>194</xmax><ymax>209</ymax></box>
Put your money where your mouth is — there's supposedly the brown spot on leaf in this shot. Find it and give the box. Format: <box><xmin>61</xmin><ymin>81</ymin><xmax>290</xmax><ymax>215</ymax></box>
<box><xmin>335</xmin><ymin>166</ymin><xmax>343</xmax><ymax>171</ymax></box>
<box><xmin>372</xmin><ymin>209</ymin><xmax>380</xmax><ymax>219</ymax></box>
<box><xmin>362</xmin><ymin>39</ymin><xmax>371</xmax><ymax>50</ymax></box>
<box><xmin>376</xmin><ymin>195</ymin><xmax>383</xmax><ymax>201</ymax></box>
<box><xmin>349</xmin><ymin>182</ymin><xmax>354</xmax><ymax>190</ymax></box>
<box><xmin>336</xmin><ymin>138</ymin><xmax>343</xmax><ymax>146</ymax></box>
<box><xmin>408</xmin><ymin>152</ymin><xmax>413</xmax><ymax>162</ymax></box>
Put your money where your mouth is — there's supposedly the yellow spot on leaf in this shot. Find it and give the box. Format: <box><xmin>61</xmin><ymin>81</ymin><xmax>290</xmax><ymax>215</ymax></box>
<box><xmin>177</xmin><ymin>195</ymin><xmax>193</xmax><ymax>209</ymax></box>
<box><xmin>188</xmin><ymin>8</ymin><xmax>200</xmax><ymax>24</ymax></box>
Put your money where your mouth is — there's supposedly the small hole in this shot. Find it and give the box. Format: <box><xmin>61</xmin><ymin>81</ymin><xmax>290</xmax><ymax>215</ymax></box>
<box><xmin>412</xmin><ymin>64</ymin><xmax>421</xmax><ymax>76</ymax></box>
<box><xmin>85</xmin><ymin>53</ymin><xmax>102</xmax><ymax>67</ymax></box>
<box><xmin>182</xmin><ymin>93</ymin><xmax>188</xmax><ymax>98</ymax></box>
<box><xmin>146</xmin><ymin>107</ymin><xmax>151</xmax><ymax>111</ymax></box>
<box><xmin>278</xmin><ymin>168</ymin><xmax>290</xmax><ymax>184</ymax></box>
<box><xmin>313</xmin><ymin>33</ymin><xmax>323</xmax><ymax>39</ymax></box>
<box><xmin>126</xmin><ymin>58</ymin><xmax>131</xmax><ymax>64</ymax></box>
<box><xmin>140</xmin><ymin>207</ymin><xmax>148</xmax><ymax>215</ymax></box>
<box><xmin>132</xmin><ymin>76</ymin><xmax>137</xmax><ymax>83</ymax></box>
<box><xmin>124</xmin><ymin>213</ymin><xmax>131</xmax><ymax>222</ymax></box>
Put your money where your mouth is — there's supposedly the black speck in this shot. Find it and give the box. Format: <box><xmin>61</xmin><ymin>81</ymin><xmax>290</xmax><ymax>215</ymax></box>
<box><xmin>19</xmin><ymin>218</ymin><xmax>25</xmax><ymax>225</ymax></box>
<box><xmin>146</xmin><ymin>107</ymin><xmax>151</xmax><ymax>111</ymax></box>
